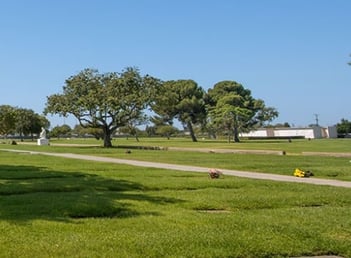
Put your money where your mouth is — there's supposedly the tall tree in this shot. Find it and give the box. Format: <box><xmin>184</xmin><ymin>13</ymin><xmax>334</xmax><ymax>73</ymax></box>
<box><xmin>206</xmin><ymin>81</ymin><xmax>278</xmax><ymax>142</ymax></box>
<box><xmin>45</xmin><ymin>68</ymin><xmax>158</xmax><ymax>147</ymax></box>
<box><xmin>14</xmin><ymin>108</ymin><xmax>49</xmax><ymax>141</ymax></box>
<box><xmin>14</xmin><ymin>108</ymin><xmax>36</xmax><ymax>141</ymax></box>
<box><xmin>0</xmin><ymin>105</ymin><xmax>16</xmax><ymax>138</ymax></box>
<box><xmin>0</xmin><ymin>105</ymin><xmax>48</xmax><ymax>140</ymax></box>
<box><xmin>151</xmin><ymin>80</ymin><xmax>206</xmax><ymax>142</ymax></box>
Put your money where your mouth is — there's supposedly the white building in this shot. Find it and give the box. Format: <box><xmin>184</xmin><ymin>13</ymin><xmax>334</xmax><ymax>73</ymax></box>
<box><xmin>240</xmin><ymin>126</ymin><xmax>337</xmax><ymax>139</ymax></box>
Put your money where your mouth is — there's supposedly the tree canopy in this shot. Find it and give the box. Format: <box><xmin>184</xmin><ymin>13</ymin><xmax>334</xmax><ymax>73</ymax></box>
<box><xmin>45</xmin><ymin>67</ymin><xmax>159</xmax><ymax>147</ymax></box>
<box><xmin>206</xmin><ymin>81</ymin><xmax>278</xmax><ymax>142</ymax></box>
<box><xmin>336</xmin><ymin>118</ymin><xmax>351</xmax><ymax>135</ymax></box>
<box><xmin>43</xmin><ymin>67</ymin><xmax>279</xmax><ymax>145</ymax></box>
<box><xmin>0</xmin><ymin>105</ymin><xmax>49</xmax><ymax>140</ymax></box>
<box><xmin>151</xmin><ymin>80</ymin><xmax>206</xmax><ymax>142</ymax></box>
<box><xmin>0</xmin><ymin>105</ymin><xmax>16</xmax><ymax>137</ymax></box>
<box><xmin>14</xmin><ymin>108</ymin><xmax>49</xmax><ymax>141</ymax></box>
<box><xmin>50</xmin><ymin>124</ymin><xmax>72</xmax><ymax>139</ymax></box>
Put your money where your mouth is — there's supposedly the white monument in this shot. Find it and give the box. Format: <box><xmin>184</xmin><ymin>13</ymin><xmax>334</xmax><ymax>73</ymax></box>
<box><xmin>37</xmin><ymin>127</ymin><xmax>49</xmax><ymax>146</ymax></box>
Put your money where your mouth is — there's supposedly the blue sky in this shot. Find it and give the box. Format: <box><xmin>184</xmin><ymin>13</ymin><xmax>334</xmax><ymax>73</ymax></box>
<box><xmin>1</xmin><ymin>0</ymin><xmax>350</xmax><ymax>128</ymax></box>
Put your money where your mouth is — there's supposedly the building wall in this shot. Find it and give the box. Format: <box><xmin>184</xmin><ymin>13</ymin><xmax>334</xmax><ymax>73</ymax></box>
<box><xmin>326</xmin><ymin>126</ymin><xmax>338</xmax><ymax>138</ymax></box>
<box><xmin>241</xmin><ymin>129</ymin><xmax>268</xmax><ymax>137</ymax></box>
<box><xmin>273</xmin><ymin>128</ymin><xmax>315</xmax><ymax>138</ymax></box>
<box><xmin>240</xmin><ymin>126</ymin><xmax>337</xmax><ymax>139</ymax></box>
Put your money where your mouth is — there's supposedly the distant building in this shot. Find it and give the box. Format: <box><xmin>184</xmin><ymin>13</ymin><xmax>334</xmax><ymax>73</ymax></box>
<box><xmin>240</xmin><ymin>126</ymin><xmax>337</xmax><ymax>139</ymax></box>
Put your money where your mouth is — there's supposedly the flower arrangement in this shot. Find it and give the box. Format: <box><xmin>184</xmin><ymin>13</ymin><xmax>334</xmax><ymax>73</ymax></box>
<box><xmin>294</xmin><ymin>168</ymin><xmax>314</xmax><ymax>178</ymax></box>
<box><xmin>209</xmin><ymin>168</ymin><xmax>222</xmax><ymax>179</ymax></box>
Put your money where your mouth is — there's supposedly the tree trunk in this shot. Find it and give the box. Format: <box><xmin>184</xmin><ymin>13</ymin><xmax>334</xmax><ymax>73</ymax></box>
<box><xmin>187</xmin><ymin>121</ymin><xmax>197</xmax><ymax>142</ymax></box>
<box><xmin>134</xmin><ymin>133</ymin><xmax>139</xmax><ymax>142</ymax></box>
<box><xmin>103</xmin><ymin>127</ymin><xmax>113</xmax><ymax>147</ymax></box>
<box><xmin>233</xmin><ymin>126</ymin><xmax>240</xmax><ymax>142</ymax></box>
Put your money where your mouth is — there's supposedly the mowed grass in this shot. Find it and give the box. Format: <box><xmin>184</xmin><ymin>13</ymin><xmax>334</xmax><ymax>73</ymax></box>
<box><xmin>1</xmin><ymin>150</ymin><xmax>351</xmax><ymax>257</ymax></box>
<box><xmin>2</xmin><ymin>138</ymin><xmax>351</xmax><ymax>181</ymax></box>
<box><xmin>47</xmin><ymin>136</ymin><xmax>351</xmax><ymax>153</ymax></box>
<box><xmin>5</xmin><ymin>136</ymin><xmax>351</xmax><ymax>153</ymax></box>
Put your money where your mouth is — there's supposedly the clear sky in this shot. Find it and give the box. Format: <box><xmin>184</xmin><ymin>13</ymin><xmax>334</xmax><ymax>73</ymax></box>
<box><xmin>1</xmin><ymin>0</ymin><xmax>350</xmax><ymax>128</ymax></box>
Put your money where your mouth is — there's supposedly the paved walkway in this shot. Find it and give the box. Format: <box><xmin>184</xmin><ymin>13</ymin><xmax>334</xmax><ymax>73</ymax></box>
<box><xmin>2</xmin><ymin>148</ymin><xmax>351</xmax><ymax>188</ymax></box>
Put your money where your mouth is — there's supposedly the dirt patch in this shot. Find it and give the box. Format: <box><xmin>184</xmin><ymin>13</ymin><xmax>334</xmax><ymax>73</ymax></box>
<box><xmin>196</xmin><ymin>209</ymin><xmax>230</xmax><ymax>214</ymax></box>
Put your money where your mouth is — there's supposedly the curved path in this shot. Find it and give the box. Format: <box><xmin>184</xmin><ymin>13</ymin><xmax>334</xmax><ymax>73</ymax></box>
<box><xmin>3</xmin><ymin>148</ymin><xmax>351</xmax><ymax>188</ymax></box>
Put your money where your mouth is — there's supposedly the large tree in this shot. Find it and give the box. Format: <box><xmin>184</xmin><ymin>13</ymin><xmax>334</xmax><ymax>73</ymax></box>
<box><xmin>0</xmin><ymin>105</ymin><xmax>48</xmax><ymax>140</ymax></box>
<box><xmin>151</xmin><ymin>80</ymin><xmax>206</xmax><ymax>142</ymax></box>
<box><xmin>206</xmin><ymin>81</ymin><xmax>278</xmax><ymax>142</ymax></box>
<box><xmin>0</xmin><ymin>105</ymin><xmax>16</xmax><ymax>138</ymax></box>
<box><xmin>45</xmin><ymin>67</ymin><xmax>158</xmax><ymax>147</ymax></box>
<box><xmin>15</xmin><ymin>108</ymin><xmax>35</xmax><ymax>141</ymax></box>
<box><xmin>14</xmin><ymin>108</ymin><xmax>49</xmax><ymax>141</ymax></box>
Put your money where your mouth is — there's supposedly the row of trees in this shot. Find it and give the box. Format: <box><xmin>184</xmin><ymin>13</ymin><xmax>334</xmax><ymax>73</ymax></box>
<box><xmin>0</xmin><ymin>105</ymin><xmax>49</xmax><ymax>140</ymax></box>
<box><xmin>44</xmin><ymin>67</ymin><xmax>279</xmax><ymax>147</ymax></box>
<box><xmin>49</xmin><ymin>118</ymin><xmax>351</xmax><ymax>139</ymax></box>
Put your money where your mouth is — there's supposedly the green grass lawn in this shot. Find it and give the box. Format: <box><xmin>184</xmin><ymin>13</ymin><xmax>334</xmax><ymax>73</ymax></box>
<box><xmin>1</xmin><ymin>149</ymin><xmax>351</xmax><ymax>257</ymax></box>
<box><xmin>2</xmin><ymin>138</ymin><xmax>351</xmax><ymax>181</ymax></box>
<box><xmin>46</xmin><ymin>136</ymin><xmax>351</xmax><ymax>153</ymax></box>
<box><xmin>6</xmin><ymin>136</ymin><xmax>351</xmax><ymax>153</ymax></box>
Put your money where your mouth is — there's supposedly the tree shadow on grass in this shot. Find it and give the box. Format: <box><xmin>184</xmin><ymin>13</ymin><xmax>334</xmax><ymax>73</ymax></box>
<box><xmin>0</xmin><ymin>164</ymin><xmax>182</xmax><ymax>222</ymax></box>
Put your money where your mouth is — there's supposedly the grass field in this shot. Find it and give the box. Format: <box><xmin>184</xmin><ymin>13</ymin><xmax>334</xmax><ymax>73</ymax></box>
<box><xmin>0</xmin><ymin>138</ymin><xmax>351</xmax><ymax>257</ymax></box>
<box><xmin>5</xmin><ymin>136</ymin><xmax>351</xmax><ymax>152</ymax></box>
<box><xmin>2</xmin><ymin>137</ymin><xmax>351</xmax><ymax>181</ymax></box>
<box><xmin>48</xmin><ymin>136</ymin><xmax>351</xmax><ymax>153</ymax></box>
